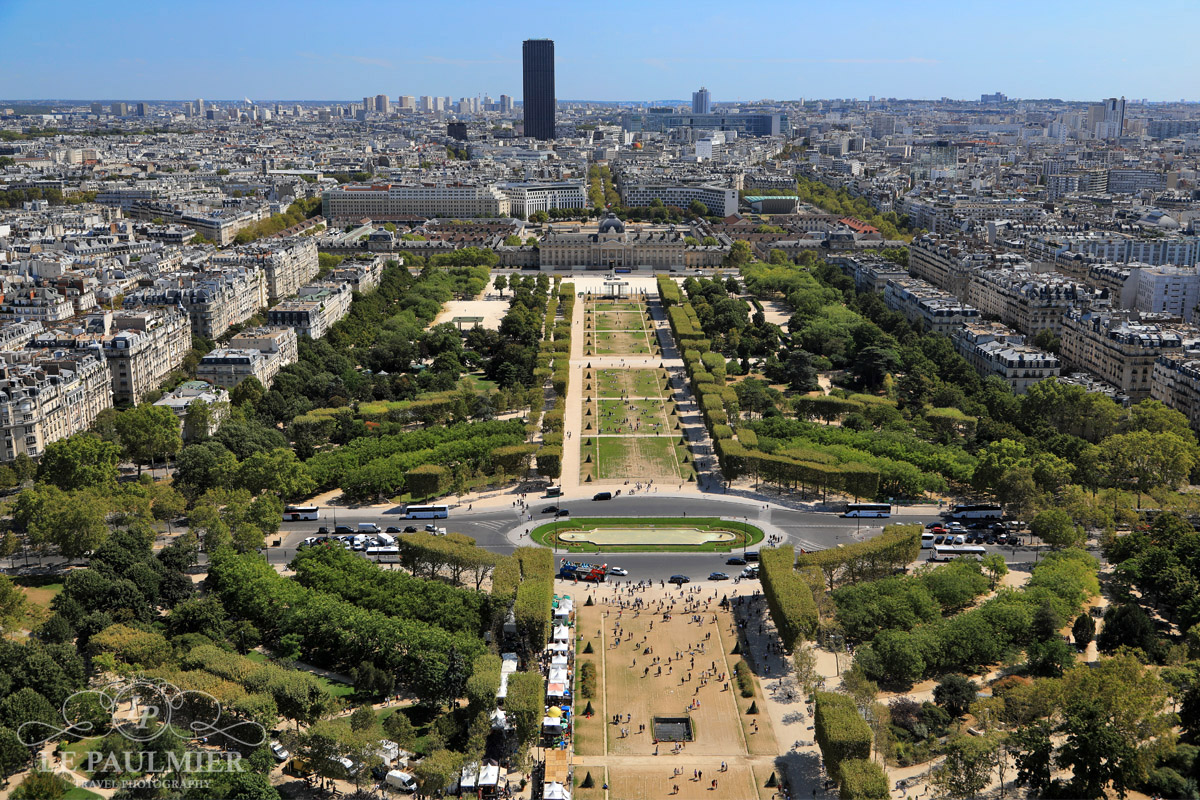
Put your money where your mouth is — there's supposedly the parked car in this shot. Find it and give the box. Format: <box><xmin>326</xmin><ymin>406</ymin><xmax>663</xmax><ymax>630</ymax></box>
<box><xmin>556</xmin><ymin>509</ymin><xmax>570</xmax><ymax>517</ymax></box>
<box><xmin>925</xmin><ymin>522</ymin><xmax>942</xmax><ymax>529</ymax></box>
<box><xmin>708</xmin><ymin>572</ymin><xmax>730</xmax><ymax>581</ymax></box>
<box><xmin>953</xmin><ymin>535</ymin><xmax>965</xmax><ymax>545</ymax></box>
<box><xmin>403</xmin><ymin>526</ymin><xmax>418</xmax><ymax>533</ymax></box>
<box><xmin>741</xmin><ymin>566</ymin><xmax>760</xmax><ymax>579</ymax></box>
<box><xmin>424</xmin><ymin>524</ymin><xmax>439</xmax><ymax>532</ymax></box>
<box><xmin>317</xmin><ymin>526</ymin><xmax>330</xmax><ymax>535</ymax></box>
<box><xmin>608</xmin><ymin>567</ymin><xmax>628</xmax><ymax>576</ymax></box>
<box><xmin>335</xmin><ymin>525</ymin><xmax>354</xmax><ymax>535</ymax></box>
<box><xmin>385</xmin><ymin>526</ymin><xmax>403</xmax><ymax>533</ymax></box>
<box><xmin>270</xmin><ymin>742</ymin><xmax>290</xmax><ymax>762</ymax></box>
<box><xmin>668</xmin><ymin>575</ymin><xmax>690</xmax><ymax>585</ymax></box>
<box><xmin>726</xmin><ymin>556</ymin><xmax>747</xmax><ymax>565</ymax></box>
<box><xmin>934</xmin><ymin>535</ymin><xmax>946</xmax><ymax>545</ymax></box>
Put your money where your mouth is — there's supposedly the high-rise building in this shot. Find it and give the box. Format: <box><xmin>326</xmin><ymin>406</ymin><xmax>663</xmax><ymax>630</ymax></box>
<box><xmin>1089</xmin><ymin>97</ymin><xmax>1126</xmax><ymax>140</ymax></box>
<box><xmin>90</xmin><ymin>102</ymin><xmax>104</xmax><ymax>116</ymax></box>
<box><xmin>136</xmin><ymin>102</ymin><xmax>147</xmax><ymax>116</ymax></box>
<box><xmin>362</xmin><ymin>96</ymin><xmax>374</xmax><ymax>112</ymax></box>
<box><xmin>522</xmin><ymin>38</ymin><xmax>556</xmax><ymax>140</ymax></box>
<box><xmin>111</xmin><ymin>102</ymin><xmax>128</xmax><ymax>116</ymax></box>
<box><xmin>375</xmin><ymin>94</ymin><xmax>390</xmax><ymax>114</ymax></box>
<box><xmin>500</xmin><ymin>94</ymin><xmax>513</xmax><ymax>114</ymax></box>
<box><xmin>692</xmin><ymin>87</ymin><xmax>711</xmax><ymax>114</ymax></box>
<box><xmin>196</xmin><ymin>98</ymin><xmax>205</xmax><ymax>117</ymax></box>
<box><xmin>399</xmin><ymin>95</ymin><xmax>415</xmax><ymax>110</ymax></box>
<box><xmin>419</xmin><ymin>95</ymin><xmax>434</xmax><ymax>112</ymax></box>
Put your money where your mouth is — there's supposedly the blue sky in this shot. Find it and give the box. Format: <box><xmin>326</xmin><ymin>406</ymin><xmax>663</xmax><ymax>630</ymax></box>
<box><xmin>1</xmin><ymin>0</ymin><xmax>1197</xmax><ymax>102</ymax></box>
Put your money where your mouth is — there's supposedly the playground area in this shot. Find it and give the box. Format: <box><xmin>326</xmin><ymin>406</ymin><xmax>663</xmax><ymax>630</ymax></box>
<box><xmin>570</xmin><ymin>581</ymin><xmax>781</xmax><ymax>799</ymax></box>
<box><xmin>531</xmin><ymin>518</ymin><xmax>762</xmax><ymax>552</ymax></box>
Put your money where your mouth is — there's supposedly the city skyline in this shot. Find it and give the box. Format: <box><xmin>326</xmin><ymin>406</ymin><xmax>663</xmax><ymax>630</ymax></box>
<box><xmin>3</xmin><ymin>0</ymin><xmax>1200</xmax><ymax>102</ymax></box>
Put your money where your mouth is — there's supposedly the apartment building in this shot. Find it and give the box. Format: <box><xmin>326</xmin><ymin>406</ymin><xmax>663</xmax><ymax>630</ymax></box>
<box><xmin>498</xmin><ymin>182</ymin><xmax>587</xmax><ymax>218</ymax></box>
<box><xmin>0</xmin><ymin>350</ymin><xmax>113</xmax><ymax>461</ymax></box>
<box><xmin>618</xmin><ymin>184</ymin><xmax>738</xmax><ymax>217</ymax></box>
<box><xmin>102</xmin><ymin>309</ymin><xmax>192</xmax><ymax>405</ymax></box>
<box><xmin>1060</xmin><ymin>309</ymin><xmax>1200</xmax><ymax>401</ymax></box>
<box><xmin>1132</xmin><ymin>266</ymin><xmax>1200</xmax><ymax>321</ymax></box>
<box><xmin>153</xmin><ymin>380</ymin><xmax>230</xmax><ymax>441</ymax></box>
<box><xmin>830</xmin><ymin>255</ymin><xmax>910</xmax><ymax>294</ymax></box>
<box><xmin>883</xmin><ymin>277</ymin><xmax>980</xmax><ymax>336</ymax></box>
<box><xmin>952</xmin><ymin>321</ymin><xmax>1060</xmax><ymax>394</ymax></box>
<box><xmin>321</xmin><ymin>183</ymin><xmax>510</xmax><ymax>222</ymax></box>
<box><xmin>211</xmin><ymin>238</ymin><xmax>319</xmax><ymax>303</ymax></box>
<box><xmin>197</xmin><ymin>326</ymin><xmax>295</xmax><ymax>390</ymax></box>
<box><xmin>0</xmin><ymin>321</ymin><xmax>46</xmax><ymax>351</ymax></box>
<box><xmin>966</xmin><ymin>269</ymin><xmax>1095</xmax><ymax>337</ymax></box>
<box><xmin>1048</xmin><ymin>234</ymin><xmax>1200</xmax><ymax>267</ymax></box>
<box><xmin>330</xmin><ymin>254</ymin><xmax>386</xmax><ymax>292</ymax></box>
<box><xmin>127</xmin><ymin>201</ymin><xmax>268</xmax><ymax>246</ymax></box>
<box><xmin>125</xmin><ymin>267</ymin><xmax>268</xmax><ymax>340</ymax></box>
<box><xmin>267</xmin><ymin>282</ymin><xmax>352</xmax><ymax>340</ymax></box>
<box><xmin>0</xmin><ymin>287</ymin><xmax>75</xmax><ymax>324</ymax></box>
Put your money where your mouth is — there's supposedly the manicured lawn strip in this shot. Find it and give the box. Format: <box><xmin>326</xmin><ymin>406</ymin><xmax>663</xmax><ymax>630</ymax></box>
<box><xmin>529</xmin><ymin>517</ymin><xmax>764</xmax><ymax>552</ymax></box>
<box><xmin>594</xmin><ymin>436</ymin><xmax>681</xmax><ymax>479</ymax></box>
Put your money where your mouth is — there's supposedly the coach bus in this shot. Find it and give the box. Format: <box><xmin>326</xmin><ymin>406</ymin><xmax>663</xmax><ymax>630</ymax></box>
<box><xmin>921</xmin><ymin>533</ymin><xmax>936</xmax><ymax>549</ymax></box>
<box><xmin>283</xmin><ymin>505</ymin><xmax>320</xmax><ymax>521</ymax></box>
<box><xmin>929</xmin><ymin>545</ymin><xmax>987</xmax><ymax>562</ymax></box>
<box><xmin>404</xmin><ymin>504</ymin><xmax>450</xmax><ymax>520</ymax></box>
<box><xmin>948</xmin><ymin>503</ymin><xmax>1003</xmax><ymax>521</ymax></box>
<box><xmin>841</xmin><ymin>503</ymin><xmax>892</xmax><ymax>518</ymax></box>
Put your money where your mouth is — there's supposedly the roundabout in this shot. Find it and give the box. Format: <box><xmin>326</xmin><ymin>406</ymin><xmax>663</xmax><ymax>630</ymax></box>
<box><xmin>529</xmin><ymin>517</ymin><xmax>764</xmax><ymax>552</ymax></box>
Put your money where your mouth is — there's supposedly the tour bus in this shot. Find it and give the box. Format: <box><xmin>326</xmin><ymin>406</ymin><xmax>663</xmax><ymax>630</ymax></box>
<box><xmin>545</xmin><ymin>486</ymin><xmax>563</xmax><ymax>498</ymax></box>
<box><xmin>283</xmin><ymin>505</ymin><xmax>320</xmax><ymax>521</ymax></box>
<box><xmin>929</xmin><ymin>545</ymin><xmax>988</xmax><ymax>562</ymax></box>
<box><xmin>948</xmin><ymin>503</ymin><xmax>1003</xmax><ymax>521</ymax></box>
<box><xmin>841</xmin><ymin>503</ymin><xmax>892</xmax><ymax>518</ymax></box>
<box><xmin>404</xmin><ymin>504</ymin><xmax>449</xmax><ymax>520</ymax></box>
<box><xmin>920</xmin><ymin>533</ymin><xmax>936</xmax><ymax>549</ymax></box>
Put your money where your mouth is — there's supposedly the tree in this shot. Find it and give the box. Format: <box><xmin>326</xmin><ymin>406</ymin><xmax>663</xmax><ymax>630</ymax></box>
<box><xmin>493</xmin><ymin>274</ymin><xmax>507</xmax><ymax>296</ymax></box>
<box><xmin>1072</xmin><ymin>613</ymin><xmax>1095</xmax><ymax>649</ymax></box>
<box><xmin>932</xmin><ymin>734</ymin><xmax>998</xmax><ymax>800</ymax></box>
<box><xmin>982</xmin><ymin>553</ymin><xmax>1008</xmax><ymax>588</ymax></box>
<box><xmin>382</xmin><ymin>710</ymin><xmax>416</xmax><ymax>748</ymax></box>
<box><xmin>688</xmin><ymin>199</ymin><xmax>708</xmax><ymax>217</ymax></box>
<box><xmin>1012</xmin><ymin>720</ymin><xmax>1054</xmax><ymax>795</ymax></box>
<box><xmin>724</xmin><ymin>240</ymin><xmax>753</xmax><ymax>268</ymax></box>
<box><xmin>413</xmin><ymin>749</ymin><xmax>463</xmax><ymax>796</ymax></box>
<box><xmin>1099</xmin><ymin>430</ymin><xmax>1195</xmax><ymax>506</ymax></box>
<box><xmin>1097</xmin><ymin>603</ymin><xmax>1158</xmax><ymax>656</ymax></box>
<box><xmin>0</xmin><ymin>725</ymin><xmax>27</xmax><ymax>784</ymax></box>
<box><xmin>183</xmin><ymin>399</ymin><xmax>214</xmax><ymax>441</ymax></box>
<box><xmin>1026</xmin><ymin>637</ymin><xmax>1075</xmax><ymax>677</ymax></box>
<box><xmin>1031</xmin><ymin>509</ymin><xmax>1084</xmax><ymax>549</ymax></box>
<box><xmin>0</xmin><ymin>575</ymin><xmax>27</xmax><ymax>635</ymax></box>
<box><xmin>115</xmin><ymin>404</ymin><xmax>183</xmax><ymax>474</ymax></box>
<box><xmin>933</xmin><ymin>674</ymin><xmax>977</xmax><ymax>717</ymax></box>
<box><xmin>173</xmin><ymin>441</ymin><xmax>238</xmax><ymax>499</ymax></box>
<box><xmin>231</xmin><ymin>376</ymin><xmax>266</xmax><ymax>408</ymax></box>
<box><xmin>37</xmin><ymin>435</ymin><xmax>120</xmax><ymax>490</ymax></box>
<box><xmin>236</xmin><ymin>449</ymin><xmax>315</xmax><ymax>500</ymax></box>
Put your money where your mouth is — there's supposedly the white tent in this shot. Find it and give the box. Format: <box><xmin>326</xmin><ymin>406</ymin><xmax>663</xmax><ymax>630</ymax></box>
<box><xmin>545</xmin><ymin>642</ymin><xmax>569</xmax><ymax>653</ymax></box>
<box><xmin>548</xmin><ymin>667</ymin><xmax>569</xmax><ymax>684</ymax></box>
<box><xmin>542</xmin><ymin>715</ymin><xmax>564</xmax><ymax>730</ymax></box>
<box><xmin>543</xmin><ymin>783</ymin><xmax>571</xmax><ymax>800</ymax></box>
<box><xmin>500</xmin><ymin>652</ymin><xmax>519</xmax><ymax>674</ymax></box>
<box><xmin>551</xmin><ymin>654</ymin><xmax>569</xmax><ymax>667</ymax></box>
<box><xmin>552</xmin><ymin>625</ymin><xmax>570</xmax><ymax>642</ymax></box>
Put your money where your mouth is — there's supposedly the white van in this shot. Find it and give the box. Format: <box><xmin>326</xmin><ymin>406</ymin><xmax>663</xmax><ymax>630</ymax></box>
<box><xmin>386</xmin><ymin>770</ymin><xmax>417</xmax><ymax>793</ymax></box>
<box><xmin>376</xmin><ymin>532</ymin><xmax>396</xmax><ymax>546</ymax></box>
<box><xmin>358</xmin><ymin>522</ymin><xmax>380</xmax><ymax>533</ymax></box>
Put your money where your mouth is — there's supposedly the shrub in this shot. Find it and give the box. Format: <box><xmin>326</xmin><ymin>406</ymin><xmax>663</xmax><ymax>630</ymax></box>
<box><xmin>579</xmin><ymin>661</ymin><xmax>598</xmax><ymax>698</ymax></box>
<box><xmin>759</xmin><ymin>546</ymin><xmax>818</xmax><ymax>648</ymax></box>
<box><xmin>814</xmin><ymin>691</ymin><xmax>872</xmax><ymax>780</ymax></box>
<box><xmin>838</xmin><ymin>758</ymin><xmax>889</xmax><ymax>800</ymax></box>
<box><xmin>734</xmin><ymin>659</ymin><xmax>755</xmax><ymax>698</ymax></box>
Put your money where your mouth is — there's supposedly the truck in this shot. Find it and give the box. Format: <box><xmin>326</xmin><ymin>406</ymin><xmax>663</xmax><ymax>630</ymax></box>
<box><xmin>558</xmin><ymin>560</ymin><xmax>608</xmax><ymax>582</ymax></box>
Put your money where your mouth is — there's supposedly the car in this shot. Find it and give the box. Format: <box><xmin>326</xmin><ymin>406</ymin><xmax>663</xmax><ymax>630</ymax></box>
<box><xmin>741</xmin><ymin>566</ymin><xmax>760</xmax><ymax>578</ymax></box>
<box><xmin>424</xmin><ymin>524</ymin><xmax>439</xmax><ymax>532</ymax></box>
<box><xmin>403</xmin><ymin>526</ymin><xmax>417</xmax><ymax>533</ymax></box>
<box><xmin>925</xmin><ymin>522</ymin><xmax>942</xmax><ymax>529</ymax></box>
<box><xmin>934</xmin><ymin>535</ymin><xmax>945</xmax><ymax>545</ymax></box>
<box><xmin>592</xmin><ymin>491</ymin><xmax>613</xmax><ymax>501</ymax></box>
<box><xmin>335</xmin><ymin>525</ymin><xmax>354</xmax><ymax>535</ymax></box>
<box><xmin>996</xmin><ymin>533</ymin><xmax>1008</xmax><ymax>545</ymax></box>
<box><xmin>708</xmin><ymin>572</ymin><xmax>730</xmax><ymax>581</ymax></box>
<box><xmin>317</xmin><ymin>526</ymin><xmax>330</xmax><ymax>535</ymax></box>
<box><xmin>270</xmin><ymin>742</ymin><xmax>290</xmax><ymax>762</ymax></box>
<box><xmin>542</xmin><ymin>505</ymin><xmax>560</xmax><ymax>514</ymax></box>
<box><xmin>984</xmin><ymin>534</ymin><xmax>997</xmax><ymax>545</ymax></box>
<box><xmin>608</xmin><ymin>567</ymin><xmax>628</xmax><ymax>576</ymax></box>
<box><xmin>963</xmin><ymin>534</ymin><xmax>975</xmax><ymax>544</ymax></box>
<box><xmin>953</xmin><ymin>535</ymin><xmax>965</xmax><ymax>545</ymax></box>
<box><xmin>726</xmin><ymin>556</ymin><xmax>747</xmax><ymax>565</ymax></box>
<box><xmin>385</xmin><ymin>526</ymin><xmax>402</xmax><ymax>533</ymax></box>
<box><xmin>947</xmin><ymin>522</ymin><xmax>965</xmax><ymax>531</ymax></box>
<box><xmin>556</xmin><ymin>509</ymin><xmax>570</xmax><ymax>517</ymax></box>
<box><xmin>668</xmin><ymin>575</ymin><xmax>690</xmax><ymax>585</ymax></box>
<box><xmin>968</xmin><ymin>521</ymin><xmax>990</xmax><ymax>530</ymax></box>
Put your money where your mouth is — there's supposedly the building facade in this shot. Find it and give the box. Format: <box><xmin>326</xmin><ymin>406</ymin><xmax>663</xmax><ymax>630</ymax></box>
<box><xmin>102</xmin><ymin>308</ymin><xmax>192</xmax><ymax>405</ymax></box>
<box><xmin>321</xmin><ymin>183</ymin><xmax>511</xmax><ymax>222</ymax></box>
<box><xmin>952</xmin><ymin>321</ymin><xmax>1061</xmax><ymax>394</ymax></box>
<box><xmin>0</xmin><ymin>351</ymin><xmax>112</xmax><ymax>461</ymax></box>
<box><xmin>522</xmin><ymin>39</ymin><xmax>556</xmax><ymax>140</ymax></box>
<box><xmin>1060</xmin><ymin>309</ymin><xmax>1199</xmax><ymax>401</ymax></box>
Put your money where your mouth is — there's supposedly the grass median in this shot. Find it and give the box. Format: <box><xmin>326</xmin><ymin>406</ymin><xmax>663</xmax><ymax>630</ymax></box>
<box><xmin>529</xmin><ymin>517</ymin><xmax>765</xmax><ymax>553</ymax></box>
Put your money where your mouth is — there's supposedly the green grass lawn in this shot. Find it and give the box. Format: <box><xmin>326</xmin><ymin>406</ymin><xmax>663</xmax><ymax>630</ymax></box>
<box><xmin>590</xmin><ymin>329</ymin><xmax>652</xmax><ymax>355</ymax></box>
<box><xmin>592</xmin><ymin>310</ymin><xmax>647</xmax><ymax>331</ymax></box>
<box><xmin>595</xmin><ymin>399</ymin><xmax>671</xmax><ymax>435</ymax></box>
<box><xmin>531</xmin><ymin>516</ymin><xmax>764</xmax><ymax>553</ymax></box>
<box><xmin>63</xmin><ymin>787</ymin><xmax>104</xmax><ymax>800</ymax></box>
<box><xmin>594</xmin><ymin>368</ymin><xmax>669</xmax><ymax>398</ymax></box>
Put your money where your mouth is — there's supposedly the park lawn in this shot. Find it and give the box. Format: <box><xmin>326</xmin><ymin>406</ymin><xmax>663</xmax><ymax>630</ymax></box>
<box><xmin>587</xmin><ymin>300</ymin><xmax>644</xmax><ymax>312</ymax></box>
<box><xmin>595</xmin><ymin>436</ymin><xmax>682</xmax><ymax>480</ymax></box>
<box><xmin>62</xmin><ymin>788</ymin><xmax>104</xmax><ymax>800</ymax></box>
<box><xmin>594</xmin><ymin>598</ymin><xmax>757</xmax><ymax>759</ymax></box>
<box><xmin>607</xmin><ymin>763</ymin><xmax>765</xmax><ymax>800</ymax></box>
<box><xmin>593</xmin><ymin>368</ymin><xmax>670</xmax><ymax>399</ymax></box>
<box><xmin>592</xmin><ymin>311</ymin><xmax>647</xmax><ymax>331</ymax></box>
<box><xmin>596</xmin><ymin>399</ymin><xmax>672</xmax><ymax>435</ymax></box>
<box><xmin>16</xmin><ymin>581</ymin><xmax>62</xmax><ymax>631</ymax></box>
<box><xmin>574</xmin><ymin>601</ymin><xmax>606</xmax><ymax>757</ymax></box>
<box><xmin>572</xmin><ymin>765</ymin><xmax>609</xmax><ymax>800</ymax></box>
<box><xmin>532</xmin><ymin>517</ymin><xmax>764</xmax><ymax>553</ymax></box>
<box><xmin>589</xmin><ymin>329</ymin><xmax>653</xmax><ymax>356</ymax></box>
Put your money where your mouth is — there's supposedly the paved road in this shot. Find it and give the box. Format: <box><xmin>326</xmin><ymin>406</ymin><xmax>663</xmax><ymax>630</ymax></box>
<box><xmin>263</xmin><ymin>496</ymin><xmax>1041</xmax><ymax>582</ymax></box>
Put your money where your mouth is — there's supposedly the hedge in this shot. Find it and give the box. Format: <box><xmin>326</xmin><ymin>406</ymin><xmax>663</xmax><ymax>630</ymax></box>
<box><xmin>405</xmin><ymin>463</ymin><xmax>449</xmax><ymax>499</ymax></box>
<box><xmin>759</xmin><ymin>546</ymin><xmax>818</xmax><ymax>649</ymax></box>
<box><xmin>734</xmin><ymin>659</ymin><xmax>755</xmax><ymax>698</ymax></box>
<box><xmin>537</xmin><ymin>446</ymin><xmax>563</xmax><ymax>479</ymax></box>
<box><xmin>579</xmin><ymin>660</ymin><xmax>598</xmax><ymax>698</ymax></box>
<box><xmin>797</xmin><ymin>524</ymin><xmax>922</xmax><ymax>591</ymax></box>
<box><xmin>814</xmin><ymin>691</ymin><xmax>872</xmax><ymax>779</ymax></box>
<box><xmin>838</xmin><ymin>759</ymin><xmax>889</xmax><ymax>800</ymax></box>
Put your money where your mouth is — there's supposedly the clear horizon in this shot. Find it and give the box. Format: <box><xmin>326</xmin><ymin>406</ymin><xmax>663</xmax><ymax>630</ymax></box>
<box><xmin>2</xmin><ymin>0</ymin><xmax>1198</xmax><ymax>103</ymax></box>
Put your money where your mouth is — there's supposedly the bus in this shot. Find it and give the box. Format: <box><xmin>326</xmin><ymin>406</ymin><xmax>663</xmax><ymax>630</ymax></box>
<box><xmin>545</xmin><ymin>486</ymin><xmax>563</xmax><ymax>498</ymax></box>
<box><xmin>283</xmin><ymin>505</ymin><xmax>320</xmax><ymax>521</ymax></box>
<box><xmin>404</xmin><ymin>504</ymin><xmax>449</xmax><ymax>520</ymax></box>
<box><xmin>948</xmin><ymin>504</ymin><xmax>1003</xmax><ymax>521</ymax></box>
<box><xmin>921</xmin><ymin>533</ymin><xmax>936</xmax><ymax>549</ymax></box>
<box><xmin>929</xmin><ymin>545</ymin><xmax>987</xmax><ymax>562</ymax></box>
<box><xmin>841</xmin><ymin>503</ymin><xmax>892</xmax><ymax>518</ymax></box>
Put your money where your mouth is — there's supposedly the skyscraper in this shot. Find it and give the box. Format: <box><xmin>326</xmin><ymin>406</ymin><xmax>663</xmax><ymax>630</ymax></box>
<box><xmin>376</xmin><ymin>94</ymin><xmax>390</xmax><ymax>114</ymax></box>
<box><xmin>692</xmin><ymin>87</ymin><xmax>711</xmax><ymax>114</ymax></box>
<box><xmin>522</xmin><ymin>38</ymin><xmax>555</xmax><ymax>140</ymax></box>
